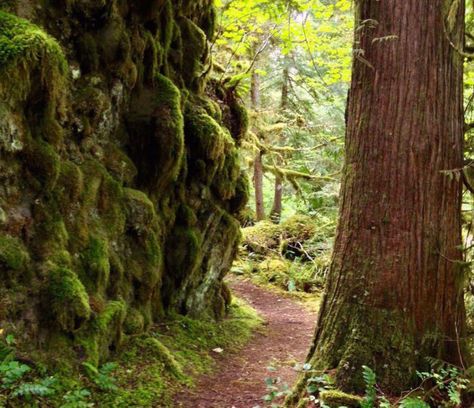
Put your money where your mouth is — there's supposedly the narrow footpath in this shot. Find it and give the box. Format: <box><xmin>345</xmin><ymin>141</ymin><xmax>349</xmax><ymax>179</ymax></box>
<box><xmin>176</xmin><ymin>278</ymin><xmax>318</xmax><ymax>408</ymax></box>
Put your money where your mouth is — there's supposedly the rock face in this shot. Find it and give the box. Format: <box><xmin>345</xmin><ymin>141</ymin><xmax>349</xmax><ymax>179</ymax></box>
<box><xmin>0</xmin><ymin>0</ymin><xmax>248</xmax><ymax>367</ymax></box>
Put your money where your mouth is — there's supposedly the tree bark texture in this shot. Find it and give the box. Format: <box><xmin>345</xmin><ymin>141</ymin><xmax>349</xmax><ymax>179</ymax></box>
<box><xmin>296</xmin><ymin>0</ymin><xmax>467</xmax><ymax>395</ymax></box>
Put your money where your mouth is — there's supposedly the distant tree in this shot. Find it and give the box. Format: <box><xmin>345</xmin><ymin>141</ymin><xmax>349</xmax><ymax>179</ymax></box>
<box><xmin>215</xmin><ymin>0</ymin><xmax>351</xmax><ymax>222</ymax></box>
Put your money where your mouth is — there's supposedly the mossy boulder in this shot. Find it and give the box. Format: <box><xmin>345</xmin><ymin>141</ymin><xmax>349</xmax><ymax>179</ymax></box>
<box><xmin>242</xmin><ymin>221</ymin><xmax>282</xmax><ymax>255</ymax></box>
<box><xmin>242</xmin><ymin>215</ymin><xmax>318</xmax><ymax>258</ymax></box>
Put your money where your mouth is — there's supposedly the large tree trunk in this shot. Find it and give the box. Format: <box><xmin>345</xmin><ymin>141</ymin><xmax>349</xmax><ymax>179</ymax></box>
<box><xmin>251</xmin><ymin>69</ymin><xmax>266</xmax><ymax>221</ymax></box>
<box><xmin>289</xmin><ymin>0</ymin><xmax>468</xmax><ymax>399</ymax></box>
<box><xmin>270</xmin><ymin>66</ymin><xmax>290</xmax><ymax>223</ymax></box>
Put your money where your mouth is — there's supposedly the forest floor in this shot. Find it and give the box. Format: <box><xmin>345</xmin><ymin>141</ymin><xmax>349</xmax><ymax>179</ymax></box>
<box><xmin>176</xmin><ymin>277</ymin><xmax>318</xmax><ymax>408</ymax></box>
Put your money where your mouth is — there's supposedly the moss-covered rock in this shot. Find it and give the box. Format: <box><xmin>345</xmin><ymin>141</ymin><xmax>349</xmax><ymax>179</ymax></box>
<box><xmin>319</xmin><ymin>390</ymin><xmax>363</xmax><ymax>408</ymax></box>
<box><xmin>0</xmin><ymin>0</ymin><xmax>247</xmax><ymax>370</ymax></box>
<box><xmin>0</xmin><ymin>233</ymin><xmax>29</xmax><ymax>272</ymax></box>
<box><xmin>47</xmin><ymin>263</ymin><xmax>91</xmax><ymax>333</ymax></box>
<box><xmin>242</xmin><ymin>215</ymin><xmax>318</xmax><ymax>257</ymax></box>
<box><xmin>0</xmin><ymin>10</ymin><xmax>67</xmax><ymax>107</ymax></box>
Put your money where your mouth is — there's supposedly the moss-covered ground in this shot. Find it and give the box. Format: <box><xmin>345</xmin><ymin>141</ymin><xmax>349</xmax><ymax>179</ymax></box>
<box><xmin>0</xmin><ymin>297</ymin><xmax>262</xmax><ymax>407</ymax></box>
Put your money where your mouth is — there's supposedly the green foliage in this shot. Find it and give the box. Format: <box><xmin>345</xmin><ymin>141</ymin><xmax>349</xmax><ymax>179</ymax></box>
<box><xmin>0</xmin><ymin>361</ymin><xmax>31</xmax><ymax>388</ymax></box>
<box><xmin>398</xmin><ymin>398</ymin><xmax>430</xmax><ymax>408</ymax></box>
<box><xmin>82</xmin><ymin>362</ymin><xmax>118</xmax><ymax>392</ymax></box>
<box><xmin>238</xmin><ymin>214</ymin><xmax>332</xmax><ymax>295</ymax></box>
<box><xmin>61</xmin><ymin>389</ymin><xmax>93</xmax><ymax>408</ymax></box>
<box><xmin>263</xmin><ymin>375</ymin><xmax>291</xmax><ymax>404</ymax></box>
<box><xmin>94</xmin><ymin>297</ymin><xmax>262</xmax><ymax>406</ymax></box>
<box><xmin>11</xmin><ymin>377</ymin><xmax>57</xmax><ymax>400</ymax></box>
<box><xmin>361</xmin><ymin>365</ymin><xmax>377</xmax><ymax>408</ymax></box>
<box><xmin>416</xmin><ymin>365</ymin><xmax>469</xmax><ymax>407</ymax></box>
<box><xmin>356</xmin><ymin>364</ymin><xmax>469</xmax><ymax>408</ymax></box>
<box><xmin>0</xmin><ymin>338</ymin><xmax>58</xmax><ymax>405</ymax></box>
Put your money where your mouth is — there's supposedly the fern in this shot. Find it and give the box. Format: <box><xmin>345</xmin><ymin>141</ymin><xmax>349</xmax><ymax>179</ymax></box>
<box><xmin>360</xmin><ymin>365</ymin><xmax>377</xmax><ymax>408</ymax></box>
<box><xmin>11</xmin><ymin>376</ymin><xmax>57</xmax><ymax>399</ymax></box>
<box><xmin>83</xmin><ymin>362</ymin><xmax>118</xmax><ymax>392</ymax></box>
<box><xmin>0</xmin><ymin>361</ymin><xmax>31</xmax><ymax>387</ymax></box>
<box><xmin>61</xmin><ymin>388</ymin><xmax>94</xmax><ymax>408</ymax></box>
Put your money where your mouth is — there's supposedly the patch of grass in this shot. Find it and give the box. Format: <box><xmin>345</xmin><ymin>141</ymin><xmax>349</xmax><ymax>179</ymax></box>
<box><xmin>232</xmin><ymin>259</ymin><xmax>322</xmax><ymax>313</ymax></box>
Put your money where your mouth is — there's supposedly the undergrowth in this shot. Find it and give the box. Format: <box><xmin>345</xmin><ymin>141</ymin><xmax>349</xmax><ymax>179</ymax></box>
<box><xmin>291</xmin><ymin>363</ymin><xmax>472</xmax><ymax>408</ymax></box>
<box><xmin>0</xmin><ymin>298</ymin><xmax>262</xmax><ymax>407</ymax></box>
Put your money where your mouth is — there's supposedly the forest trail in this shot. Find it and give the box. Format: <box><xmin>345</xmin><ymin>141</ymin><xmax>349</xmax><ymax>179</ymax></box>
<box><xmin>176</xmin><ymin>278</ymin><xmax>317</xmax><ymax>408</ymax></box>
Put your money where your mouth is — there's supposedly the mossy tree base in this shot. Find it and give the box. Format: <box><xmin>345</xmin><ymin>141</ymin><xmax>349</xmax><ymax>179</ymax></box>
<box><xmin>287</xmin><ymin>0</ymin><xmax>468</xmax><ymax>404</ymax></box>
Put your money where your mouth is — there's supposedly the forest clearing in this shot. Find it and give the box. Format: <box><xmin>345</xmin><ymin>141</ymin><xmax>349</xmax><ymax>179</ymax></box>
<box><xmin>2</xmin><ymin>0</ymin><xmax>474</xmax><ymax>407</ymax></box>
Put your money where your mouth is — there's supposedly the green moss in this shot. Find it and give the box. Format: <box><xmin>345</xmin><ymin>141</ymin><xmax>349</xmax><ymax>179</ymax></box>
<box><xmin>98</xmin><ymin>174</ymin><xmax>126</xmax><ymax>237</ymax></box>
<box><xmin>319</xmin><ymin>390</ymin><xmax>363</xmax><ymax>407</ymax></box>
<box><xmin>160</xmin><ymin>0</ymin><xmax>174</xmax><ymax>55</ymax></box>
<box><xmin>127</xmin><ymin>230</ymin><xmax>163</xmax><ymax>290</ymax></box>
<box><xmin>127</xmin><ymin>73</ymin><xmax>185</xmax><ymax>191</ymax></box>
<box><xmin>230</xmin><ymin>172</ymin><xmax>250</xmax><ymax>212</ymax></box>
<box><xmin>185</xmin><ymin>110</ymin><xmax>239</xmax><ymax>191</ymax></box>
<box><xmin>281</xmin><ymin>214</ymin><xmax>317</xmax><ymax>240</ymax></box>
<box><xmin>228</xmin><ymin>96</ymin><xmax>249</xmax><ymax>144</ymax></box>
<box><xmin>78</xmin><ymin>300</ymin><xmax>127</xmax><ymax>366</ymax></box>
<box><xmin>47</xmin><ymin>263</ymin><xmax>91</xmax><ymax>333</ymax></box>
<box><xmin>186</xmin><ymin>112</ymin><xmax>231</xmax><ymax>161</ymax></box>
<box><xmin>0</xmin><ymin>233</ymin><xmax>29</xmax><ymax>271</ymax></box>
<box><xmin>53</xmin><ymin>161</ymin><xmax>84</xmax><ymax>213</ymax></box>
<box><xmin>177</xmin><ymin>16</ymin><xmax>207</xmax><ymax>90</ymax></box>
<box><xmin>242</xmin><ymin>221</ymin><xmax>282</xmax><ymax>254</ymax></box>
<box><xmin>0</xmin><ymin>11</ymin><xmax>67</xmax><ymax>102</ymax></box>
<box><xmin>124</xmin><ymin>188</ymin><xmax>157</xmax><ymax>233</ymax></box>
<box><xmin>124</xmin><ymin>307</ymin><xmax>145</xmax><ymax>335</ymax></box>
<box><xmin>0</xmin><ymin>0</ymin><xmax>251</xmax><ymax>386</ymax></box>
<box><xmin>82</xmin><ymin>236</ymin><xmax>110</xmax><ymax>293</ymax></box>
<box><xmin>176</xmin><ymin>204</ymin><xmax>198</xmax><ymax>227</ymax></box>
<box><xmin>192</xmin><ymin>95</ymin><xmax>222</xmax><ymax>121</ymax></box>
<box><xmin>142</xmin><ymin>337</ymin><xmax>184</xmax><ymax>379</ymax></box>
<box><xmin>94</xmin><ymin>300</ymin><xmax>127</xmax><ymax>334</ymax></box>
<box><xmin>24</xmin><ymin>137</ymin><xmax>61</xmax><ymax>191</ymax></box>
<box><xmin>257</xmin><ymin>258</ymin><xmax>292</xmax><ymax>286</ymax></box>
<box><xmin>213</xmin><ymin>147</ymin><xmax>240</xmax><ymax>200</ymax></box>
<box><xmin>143</xmin><ymin>30</ymin><xmax>159</xmax><ymax>84</ymax></box>
<box><xmin>166</xmin><ymin>226</ymin><xmax>202</xmax><ymax>281</ymax></box>
<box><xmin>201</xmin><ymin>5</ymin><xmax>218</xmax><ymax>41</ymax></box>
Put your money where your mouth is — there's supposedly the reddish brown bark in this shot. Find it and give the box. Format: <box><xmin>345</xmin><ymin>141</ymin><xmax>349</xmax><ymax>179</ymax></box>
<box><xmin>290</xmin><ymin>0</ymin><xmax>468</xmax><ymax>397</ymax></box>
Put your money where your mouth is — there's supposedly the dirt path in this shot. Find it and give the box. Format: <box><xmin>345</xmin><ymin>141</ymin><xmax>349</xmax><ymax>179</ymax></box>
<box><xmin>176</xmin><ymin>278</ymin><xmax>318</xmax><ymax>408</ymax></box>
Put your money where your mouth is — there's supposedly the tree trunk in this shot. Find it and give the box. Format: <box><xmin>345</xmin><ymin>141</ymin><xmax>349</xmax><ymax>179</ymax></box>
<box><xmin>270</xmin><ymin>66</ymin><xmax>289</xmax><ymax>223</ymax></box>
<box><xmin>288</xmin><ymin>0</ymin><xmax>467</xmax><ymax>399</ymax></box>
<box><xmin>251</xmin><ymin>69</ymin><xmax>266</xmax><ymax>221</ymax></box>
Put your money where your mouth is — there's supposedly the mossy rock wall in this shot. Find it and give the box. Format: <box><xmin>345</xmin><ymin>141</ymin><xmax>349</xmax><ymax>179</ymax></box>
<box><xmin>0</xmin><ymin>0</ymin><xmax>248</xmax><ymax>367</ymax></box>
